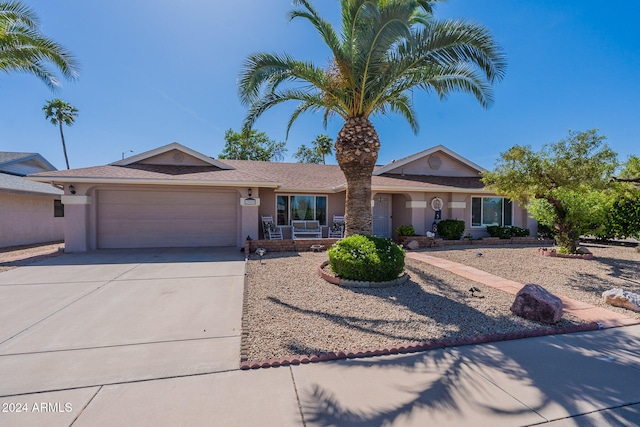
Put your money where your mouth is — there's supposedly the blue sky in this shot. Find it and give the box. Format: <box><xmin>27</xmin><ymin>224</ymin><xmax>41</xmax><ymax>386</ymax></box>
<box><xmin>2</xmin><ymin>0</ymin><xmax>639</xmax><ymax>170</ymax></box>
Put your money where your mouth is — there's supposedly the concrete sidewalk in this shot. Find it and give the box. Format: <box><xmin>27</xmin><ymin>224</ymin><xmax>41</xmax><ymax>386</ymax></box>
<box><xmin>2</xmin><ymin>325</ymin><xmax>639</xmax><ymax>426</ymax></box>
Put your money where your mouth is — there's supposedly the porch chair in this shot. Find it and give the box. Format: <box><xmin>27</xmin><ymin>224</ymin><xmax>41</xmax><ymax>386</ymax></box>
<box><xmin>261</xmin><ymin>216</ymin><xmax>283</xmax><ymax>240</ymax></box>
<box><xmin>329</xmin><ymin>215</ymin><xmax>345</xmax><ymax>238</ymax></box>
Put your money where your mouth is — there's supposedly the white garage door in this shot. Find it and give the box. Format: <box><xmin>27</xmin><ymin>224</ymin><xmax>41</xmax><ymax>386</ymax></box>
<box><xmin>97</xmin><ymin>189</ymin><xmax>237</xmax><ymax>249</ymax></box>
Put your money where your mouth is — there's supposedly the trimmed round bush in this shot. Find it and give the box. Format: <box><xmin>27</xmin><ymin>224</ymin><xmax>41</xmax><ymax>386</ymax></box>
<box><xmin>327</xmin><ymin>235</ymin><xmax>405</xmax><ymax>282</ymax></box>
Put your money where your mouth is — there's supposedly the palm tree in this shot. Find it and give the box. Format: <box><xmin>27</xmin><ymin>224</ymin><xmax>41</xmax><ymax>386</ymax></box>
<box><xmin>43</xmin><ymin>99</ymin><xmax>78</xmax><ymax>169</ymax></box>
<box><xmin>294</xmin><ymin>134</ymin><xmax>334</xmax><ymax>164</ymax></box>
<box><xmin>1</xmin><ymin>1</ymin><xmax>78</xmax><ymax>90</ymax></box>
<box><xmin>313</xmin><ymin>134</ymin><xmax>333</xmax><ymax>164</ymax></box>
<box><xmin>239</xmin><ymin>0</ymin><xmax>506</xmax><ymax>236</ymax></box>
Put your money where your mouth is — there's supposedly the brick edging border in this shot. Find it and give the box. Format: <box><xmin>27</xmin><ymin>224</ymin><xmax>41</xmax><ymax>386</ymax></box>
<box><xmin>240</xmin><ymin>254</ymin><xmax>251</xmax><ymax>363</ymax></box>
<box><xmin>239</xmin><ymin>322</ymin><xmax>600</xmax><ymax>370</ymax></box>
<box><xmin>316</xmin><ymin>261</ymin><xmax>409</xmax><ymax>288</ymax></box>
<box><xmin>539</xmin><ymin>248</ymin><xmax>594</xmax><ymax>260</ymax></box>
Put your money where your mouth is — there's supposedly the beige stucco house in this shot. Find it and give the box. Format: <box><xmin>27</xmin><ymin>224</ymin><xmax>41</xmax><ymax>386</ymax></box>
<box><xmin>28</xmin><ymin>142</ymin><xmax>536</xmax><ymax>252</ymax></box>
<box><xmin>1</xmin><ymin>152</ymin><xmax>64</xmax><ymax>248</ymax></box>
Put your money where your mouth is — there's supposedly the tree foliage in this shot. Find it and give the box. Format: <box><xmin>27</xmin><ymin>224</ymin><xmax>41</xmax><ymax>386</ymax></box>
<box><xmin>599</xmin><ymin>194</ymin><xmax>640</xmax><ymax>239</ymax></box>
<box><xmin>43</xmin><ymin>98</ymin><xmax>78</xmax><ymax>169</ymax></box>
<box><xmin>612</xmin><ymin>155</ymin><xmax>640</xmax><ymax>184</ymax></box>
<box><xmin>294</xmin><ymin>134</ymin><xmax>333</xmax><ymax>164</ymax></box>
<box><xmin>218</xmin><ymin>128</ymin><xmax>287</xmax><ymax>161</ymax></box>
<box><xmin>0</xmin><ymin>1</ymin><xmax>78</xmax><ymax>90</ymax></box>
<box><xmin>483</xmin><ymin>129</ymin><xmax>618</xmax><ymax>253</ymax></box>
<box><xmin>599</xmin><ymin>156</ymin><xmax>640</xmax><ymax>239</ymax></box>
<box><xmin>238</xmin><ymin>0</ymin><xmax>505</xmax><ymax>236</ymax></box>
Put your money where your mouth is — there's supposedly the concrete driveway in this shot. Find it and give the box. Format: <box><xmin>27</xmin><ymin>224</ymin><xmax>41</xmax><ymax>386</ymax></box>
<box><xmin>0</xmin><ymin>247</ymin><xmax>245</xmax><ymax>398</ymax></box>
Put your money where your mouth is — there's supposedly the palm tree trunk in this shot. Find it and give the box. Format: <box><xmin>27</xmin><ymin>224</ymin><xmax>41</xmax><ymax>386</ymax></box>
<box><xmin>335</xmin><ymin>117</ymin><xmax>380</xmax><ymax>236</ymax></box>
<box><xmin>58</xmin><ymin>122</ymin><xmax>70</xmax><ymax>169</ymax></box>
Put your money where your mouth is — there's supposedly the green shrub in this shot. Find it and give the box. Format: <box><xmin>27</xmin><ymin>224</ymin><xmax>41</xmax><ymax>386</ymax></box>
<box><xmin>395</xmin><ymin>225</ymin><xmax>416</xmax><ymax>236</ymax></box>
<box><xmin>437</xmin><ymin>219</ymin><xmax>465</xmax><ymax>240</ymax></box>
<box><xmin>486</xmin><ymin>225</ymin><xmax>531</xmax><ymax>239</ymax></box>
<box><xmin>328</xmin><ymin>235</ymin><xmax>405</xmax><ymax>282</ymax></box>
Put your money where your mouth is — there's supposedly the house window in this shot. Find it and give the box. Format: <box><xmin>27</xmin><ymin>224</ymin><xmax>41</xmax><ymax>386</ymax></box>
<box><xmin>471</xmin><ymin>197</ymin><xmax>512</xmax><ymax>227</ymax></box>
<box><xmin>54</xmin><ymin>199</ymin><xmax>64</xmax><ymax>217</ymax></box>
<box><xmin>276</xmin><ymin>195</ymin><xmax>327</xmax><ymax>226</ymax></box>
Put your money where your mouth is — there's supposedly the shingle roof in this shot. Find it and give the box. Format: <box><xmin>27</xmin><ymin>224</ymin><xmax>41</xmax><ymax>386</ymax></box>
<box><xmin>29</xmin><ymin>160</ymin><xmax>491</xmax><ymax>192</ymax></box>
<box><xmin>28</xmin><ymin>163</ymin><xmax>278</xmax><ymax>186</ymax></box>
<box><xmin>0</xmin><ymin>152</ymin><xmax>35</xmax><ymax>165</ymax></box>
<box><xmin>0</xmin><ymin>172</ymin><xmax>62</xmax><ymax>196</ymax></box>
<box><xmin>28</xmin><ymin>150</ymin><xmax>490</xmax><ymax>193</ymax></box>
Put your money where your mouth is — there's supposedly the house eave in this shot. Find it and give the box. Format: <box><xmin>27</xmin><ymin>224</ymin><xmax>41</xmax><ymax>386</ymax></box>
<box><xmin>274</xmin><ymin>187</ymin><xmax>343</xmax><ymax>194</ymax></box>
<box><xmin>371</xmin><ymin>185</ymin><xmax>492</xmax><ymax>193</ymax></box>
<box><xmin>26</xmin><ymin>176</ymin><xmax>280</xmax><ymax>189</ymax></box>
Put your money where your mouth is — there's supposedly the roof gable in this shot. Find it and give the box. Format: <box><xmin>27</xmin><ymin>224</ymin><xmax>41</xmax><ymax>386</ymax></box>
<box><xmin>110</xmin><ymin>142</ymin><xmax>234</xmax><ymax>170</ymax></box>
<box><xmin>0</xmin><ymin>152</ymin><xmax>57</xmax><ymax>176</ymax></box>
<box><xmin>373</xmin><ymin>145</ymin><xmax>485</xmax><ymax>178</ymax></box>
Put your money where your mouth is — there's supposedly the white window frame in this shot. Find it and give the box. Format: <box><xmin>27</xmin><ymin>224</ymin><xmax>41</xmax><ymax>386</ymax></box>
<box><xmin>275</xmin><ymin>194</ymin><xmax>329</xmax><ymax>226</ymax></box>
<box><xmin>470</xmin><ymin>196</ymin><xmax>513</xmax><ymax>228</ymax></box>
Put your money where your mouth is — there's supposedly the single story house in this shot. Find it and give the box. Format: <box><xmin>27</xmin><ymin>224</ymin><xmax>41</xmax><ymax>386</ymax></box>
<box><xmin>28</xmin><ymin>142</ymin><xmax>536</xmax><ymax>252</ymax></box>
<box><xmin>0</xmin><ymin>152</ymin><xmax>64</xmax><ymax>248</ymax></box>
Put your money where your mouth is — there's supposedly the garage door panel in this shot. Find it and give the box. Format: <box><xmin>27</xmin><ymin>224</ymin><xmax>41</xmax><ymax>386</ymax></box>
<box><xmin>97</xmin><ymin>189</ymin><xmax>237</xmax><ymax>248</ymax></box>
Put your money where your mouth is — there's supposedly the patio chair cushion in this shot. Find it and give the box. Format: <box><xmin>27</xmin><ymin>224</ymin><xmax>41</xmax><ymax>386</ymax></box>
<box><xmin>305</xmin><ymin>220</ymin><xmax>320</xmax><ymax>231</ymax></box>
<box><xmin>263</xmin><ymin>221</ymin><xmax>278</xmax><ymax>232</ymax></box>
<box><xmin>331</xmin><ymin>222</ymin><xmax>344</xmax><ymax>232</ymax></box>
<box><xmin>291</xmin><ymin>220</ymin><xmax>307</xmax><ymax>232</ymax></box>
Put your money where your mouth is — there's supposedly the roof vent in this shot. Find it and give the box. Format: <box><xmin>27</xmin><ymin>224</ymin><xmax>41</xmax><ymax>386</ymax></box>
<box><xmin>428</xmin><ymin>155</ymin><xmax>442</xmax><ymax>170</ymax></box>
<box><xmin>173</xmin><ymin>152</ymin><xmax>185</xmax><ymax>163</ymax></box>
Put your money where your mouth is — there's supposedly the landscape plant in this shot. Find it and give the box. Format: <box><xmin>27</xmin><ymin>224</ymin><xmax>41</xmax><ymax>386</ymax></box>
<box><xmin>328</xmin><ymin>235</ymin><xmax>405</xmax><ymax>282</ymax></box>
<box><xmin>239</xmin><ymin>0</ymin><xmax>506</xmax><ymax>237</ymax></box>
<box><xmin>395</xmin><ymin>225</ymin><xmax>416</xmax><ymax>236</ymax></box>
<box><xmin>483</xmin><ymin>129</ymin><xmax>617</xmax><ymax>254</ymax></box>
<box><xmin>436</xmin><ymin>219</ymin><xmax>465</xmax><ymax>240</ymax></box>
<box><xmin>486</xmin><ymin>225</ymin><xmax>530</xmax><ymax>239</ymax></box>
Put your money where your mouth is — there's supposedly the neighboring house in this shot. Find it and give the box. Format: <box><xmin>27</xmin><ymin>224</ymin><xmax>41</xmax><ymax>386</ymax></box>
<box><xmin>28</xmin><ymin>143</ymin><xmax>536</xmax><ymax>252</ymax></box>
<box><xmin>0</xmin><ymin>152</ymin><xmax>64</xmax><ymax>248</ymax></box>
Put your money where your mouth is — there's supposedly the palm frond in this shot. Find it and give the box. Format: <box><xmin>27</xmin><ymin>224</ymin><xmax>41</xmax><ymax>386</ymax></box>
<box><xmin>0</xmin><ymin>1</ymin><xmax>38</xmax><ymax>28</ymax></box>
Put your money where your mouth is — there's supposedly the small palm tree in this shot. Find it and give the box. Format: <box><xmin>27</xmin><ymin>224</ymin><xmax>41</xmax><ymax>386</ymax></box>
<box><xmin>294</xmin><ymin>134</ymin><xmax>334</xmax><ymax>164</ymax></box>
<box><xmin>313</xmin><ymin>134</ymin><xmax>333</xmax><ymax>164</ymax></box>
<box><xmin>240</xmin><ymin>0</ymin><xmax>506</xmax><ymax>236</ymax></box>
<box><xmin>43</xmin><ymin>99</ymin><xmax>78</xmax><ymax>169</ymax></box>
<box><xmin>0</xmin><ymin>1</ymin><xmax>78</xmax><ymax>90</ymax></box>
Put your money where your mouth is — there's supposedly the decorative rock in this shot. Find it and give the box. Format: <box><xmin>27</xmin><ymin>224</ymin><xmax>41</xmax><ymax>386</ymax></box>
<box><xmin>405</xmin><ymin>240</ymin><xmax>420</xmax><ymax>250</ymax></box>
<box><xmin>510</xmin><ymin>284</ymin><xmax>563</xmax><ymax>324</ymax></box>
<box><xmin>603</xmin><ymin>288</ymin><xmax>640</xmax><ymax>312</ymax></box>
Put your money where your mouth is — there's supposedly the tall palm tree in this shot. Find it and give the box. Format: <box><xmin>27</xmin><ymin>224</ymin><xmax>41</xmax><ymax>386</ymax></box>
<box><xmin>239</xmin><ymin>0</ymin><xmax>506</xmax><ymax>236</ymax></box>
<box><xmin>43</xmin><ymin>98</ymin><xmax>78</xmax><ymax>169</ymax></box>
<box><xmin>1</xmin><ymin>1</ymin><xmax>78</xmax><ymax>90</ymax></box>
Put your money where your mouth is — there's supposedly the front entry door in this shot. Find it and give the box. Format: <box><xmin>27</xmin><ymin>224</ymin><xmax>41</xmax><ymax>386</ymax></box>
<box><xmin>372</xmin><ymin>195</ymin><xmax>392</xmax><ymax>238</ymax></box>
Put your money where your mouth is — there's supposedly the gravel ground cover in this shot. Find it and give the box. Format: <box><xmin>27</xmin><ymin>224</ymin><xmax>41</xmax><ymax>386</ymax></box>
<box><xmin>244</xmin><ymin>251</ymin><xmax>584</xmax><ymax>361</ymax></box>
<box><xmin>0</xmin><ymin>242</ymin><xmax>64</xmax><ymax>273</ymax></box>
<box><xmin>426</xmin><ymin>243</ymin><xmax>640</xmax><ymax>320</ymax></box>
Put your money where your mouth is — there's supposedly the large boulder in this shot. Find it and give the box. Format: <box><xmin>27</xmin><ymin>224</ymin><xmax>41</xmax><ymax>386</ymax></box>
<box><xmin>510</xmin><ymin>284</ymin><xmax>563</xmax><ymax>324</ymax></box>
<box><xmin>603</xmin><ymin>288</ymin><xmax>640</xmax><ymax>312</ymax></box>
<box><xmin>405</xmin><ymin>240</ymin><xmax>420</xmax><ymax>250</ymax></box>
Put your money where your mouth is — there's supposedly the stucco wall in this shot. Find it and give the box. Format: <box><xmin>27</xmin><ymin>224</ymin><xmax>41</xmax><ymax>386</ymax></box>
<box><xmin>391</xmin><ymin>192</ymin><xmax>536</xmax><ymax>240</ymax></box>
<box><xmin>0</xmin><ymin>192</ymin><xmax>64</xmax><ymax>248</ymax></box>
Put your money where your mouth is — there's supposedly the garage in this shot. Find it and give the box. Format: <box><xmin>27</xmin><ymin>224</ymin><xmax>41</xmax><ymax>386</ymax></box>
<box><xmin>97</xmin><ymin>188</ymin><xmax>237</xmax><ymax>249</ymax></box>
